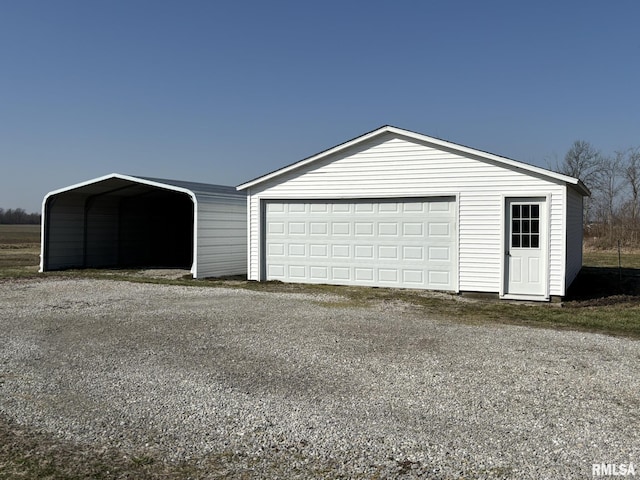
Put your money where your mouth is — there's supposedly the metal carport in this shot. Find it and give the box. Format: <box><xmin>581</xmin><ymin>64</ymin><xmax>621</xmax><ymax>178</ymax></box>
<box><xmin>41</xmin><ymin>173</ymin><xmax>247</xmax><ymax>278</ymax></box>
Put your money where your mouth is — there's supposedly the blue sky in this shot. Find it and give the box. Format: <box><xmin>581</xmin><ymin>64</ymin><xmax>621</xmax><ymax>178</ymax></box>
<box><xmin>1</xmin><ymin>0</ymin><xmax>639</xmax><ymax>213</ymax></box>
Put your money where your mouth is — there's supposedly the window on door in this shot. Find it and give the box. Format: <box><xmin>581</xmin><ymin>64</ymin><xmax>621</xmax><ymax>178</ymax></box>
<box><xmin>511</xmin><ymin>204</ymin><xmax>540</xmax><ymax>248</ymax></box>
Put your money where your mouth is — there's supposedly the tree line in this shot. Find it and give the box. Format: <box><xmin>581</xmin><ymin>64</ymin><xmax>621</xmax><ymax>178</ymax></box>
<box><xmin>0</xmin><ymin>208</ymin><xmax>41</xmax><ymax>224</ymax></box>
<box><xmin>554</xmin><ymin>141</ymin><xmax>640</xmax><ymax>249</ymax></box>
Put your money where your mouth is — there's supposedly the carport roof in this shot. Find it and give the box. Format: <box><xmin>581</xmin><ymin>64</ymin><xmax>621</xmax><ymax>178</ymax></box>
<box><xmin>43</xmin><ymin>173</ymin><xmax>244</xmax><ymax>204</ymax></box>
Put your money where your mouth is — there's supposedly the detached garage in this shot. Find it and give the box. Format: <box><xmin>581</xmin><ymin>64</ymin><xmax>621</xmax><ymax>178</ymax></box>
<box><xmin>237</xmin><ymin>126</ymin><xmax>590</xmax><ymax>301</ymax></box>
<box><xmin>41</xmin><ymin>173</ymin><xmax>246</xmax><ymax>278</ymax></box>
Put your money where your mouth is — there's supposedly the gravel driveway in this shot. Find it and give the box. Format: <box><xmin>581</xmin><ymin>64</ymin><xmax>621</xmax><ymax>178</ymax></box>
<box><xmin>1</xmin><ymin>277</ymin><xmax>638</xmax><ymax>479</ymax></box>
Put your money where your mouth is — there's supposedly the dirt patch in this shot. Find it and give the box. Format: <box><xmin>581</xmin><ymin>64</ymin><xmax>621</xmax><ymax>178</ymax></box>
<box><xmin>137</xmin><ymin>268</ymin><xmax>192</xmax><ymax>280</ymax></box>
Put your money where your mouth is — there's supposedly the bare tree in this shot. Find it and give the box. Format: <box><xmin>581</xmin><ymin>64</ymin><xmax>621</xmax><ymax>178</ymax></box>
<box><xmin>593</xmin><ymin>154</ymin><xmax>623</xmax><ymax>239</ymax></box>
<box><xmin>556</xmin><ymin>141</ymin><xmax>640</xmax><ymax>248</ymax></box>
<box><xmin>556</xmin><ymin>140</ymin><xmax>602</xmax><ymax>224</ymax></box>
<box><xmin>623</xmin><ymin>147</ymin><xmax>640</xmax><ymax>224</ymax></box>
<box><xmin>558</xmin><ymin>140</ymin><xmax>601</xmax><ymax>189</ymax></box>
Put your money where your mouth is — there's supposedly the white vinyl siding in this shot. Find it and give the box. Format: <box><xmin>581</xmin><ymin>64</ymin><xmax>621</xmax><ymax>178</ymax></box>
<box><xmin>565</xmin><ymin>187</ymin><xmax>584</xmax><ymax>291</ymax></box>
<box><xmin>246</xmin><ymin>133</ymin><xmax>570</xmax><ymax>296</ymax></box>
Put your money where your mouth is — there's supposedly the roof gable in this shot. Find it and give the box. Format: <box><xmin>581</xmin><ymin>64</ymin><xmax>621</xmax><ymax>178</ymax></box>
<box><xmin>237</xmin><ymin>126</ymin><xmax>590</xmax><ymax>196</ymax></box>
<box><xmin>44</xmin><ymin>173</ymin><xmax>245</xmax><ymax>204</ymax></box>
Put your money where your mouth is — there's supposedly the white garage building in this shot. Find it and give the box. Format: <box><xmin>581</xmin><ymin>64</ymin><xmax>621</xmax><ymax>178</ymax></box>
<box><xmin>237</xmin><ymin>126</ymin><xmax>589</xmax><ymax>301</ymax></box>
<box><xmin>41</xmin><ymin>173</ymin><xmax>246</xmax><ymax>278</ymax></box>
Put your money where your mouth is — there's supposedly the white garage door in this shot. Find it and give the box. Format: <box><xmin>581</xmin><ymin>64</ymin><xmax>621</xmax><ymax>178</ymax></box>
<box><xmin>264</xmin><ymin>197</ymin><xmax>457</xmax><ymax>290</ymax></box>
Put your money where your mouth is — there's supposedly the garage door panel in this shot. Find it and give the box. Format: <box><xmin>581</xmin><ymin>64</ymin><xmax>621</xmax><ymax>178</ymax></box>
<box><xmin>428</xmin><ymin>246</ymin><xmax>450</xmax><ymax>261</ymax></box>
<box><xmin>378</xmin><ymin>245</ymin><xmax>398</xmax><ymax>260</ymax></box>
<box><xmin>403</xmin><ymin>202</ymin><xmax>425</xmax><ymax>213</ymax></box>
<box><xmin>267</xmin><ymin>203</ymin><xmax>285</xmax><ymax>213</ymax></box>
<box><xmin>355</xmin><ymin>245</ymin><xmax>374</xmax><ymax>259</ymax></box>
<box><xmin>355</xmin><ymin>203</ymin><xmax>374</xmax><ymax>213</ymax></box>
<box><xmin>379</xmin><ymin>269</ymin><xmax>399</xmax><ymax>283</ymax></box>
<box><xmin>310</xmin><ymin>266</ymin><xmax>328</xmax><ymax>279</ymax></box>
<box><xmin>268</xmin><ymin>264</ymin><xmax>285</xmax><ymax>277</ymax></box>
<box><xmin>268</xmin><ymin>243</ymin><xmax>285</xmax><ymax>256</ymax></box>
<box><xmin>310</xmin><ymin>222</ymin><xmax>328</xmax><ymax>235</ymax></box>
<box><xmin>332</xmin><ymin>266</ymin><xmax>351</xmax><ymax>280</ymax></box>
<box><xmin>332</xmin><ymin>244</ymin><xmax>350</xmax><ymax>257</ymax></box>
<box><xmin>403</xmin><ymin>222</ymin><xmax>424</xmax><ymax>236</ymax></box>
<box><xmin>402</xmin><ymin>246</ymin><xmax>424</xmax><ymax>260</ymax></box>
<box><xmin>355</xmin><ymin>268</ymin><xmax>374</xmax><ymax>281</ymax></box>
<box><xmin>289</xmin><ymin>203</ymin><xmax>306</xmax><ymax>213</ymax></box>
<box><xmin>378</xmin><ymin>223</ymin><xmax>399</xmax><ymax>236</ymax></box>
<box><xmin>265</xmin><ymin>198</ymin><xmax>456</xmax><ymax>290</ymax></box>
<box><xmin>310</xmin><ymin>244</ymin><xmax>328</xmax><ymax>257</ymax></box>
<box><xmin>288</xmin><ymin>222</ymin><xmax>306</xmax><ymax>235</ymax></box>
<box><xmin>429</xmin><ymin>270</ymin><xmax>451</xmax><ymax>286</ymax></box>
<box><xmin>429</xmin><ymin>201</ymin><xmax>452</xmax><ymax>213</ymax></box>
<box><xmin>269</xmin><ymin>222</ymin><xmax>285</xmax><ymax>234</ymax></box>
<box><xmin>332</xmin><ymin>204</ymin><xmax>350</xmax><ymax>213</ymax></box>
<box><xmin>332</xmin><ymin>222</ymin><xmax>350</xmax><ymax>235</ymax></box>
<box><xmin>355</xmin><ymin>222</ymin><xmax>374</xmax><ymax>235</ymax></box>
<box><xmin>403</xmin><ymin>269</ymin><xmax>424</xmax><ymax>284</ymax></box>
<box><xmin>288</xmin><ymin>265</ymin><xmax>306</xmax><ymax>278</ymax></box>
<box><xmin>310</xmin><ymin>203</ymin><xmax>328</xmax><ymax>213</ymax></box>
<box><xmin>288</xmin><ymin>244</ymin><xmax>305</xmax><ymax>256</ymax></box>
<box><xmin>428</xmin><ymin>222</ymin><xmax>451</xmax><ymax>237</ymax></box>
<box><xmin>379</xmin><ymin>203</ymin><xmax>399</xmax><ymax>213</ymax></box>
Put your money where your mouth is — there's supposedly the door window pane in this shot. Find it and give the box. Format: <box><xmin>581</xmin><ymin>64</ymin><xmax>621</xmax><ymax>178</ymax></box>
<box><xmin>511</xmin><ymin>203</ymin><xmax>541</xmax><ymax>249</ymax></box>
<box><xmin>531</xmin><ymin>235</ymin><xmax>539</xmax><ymax>248</ymax></box>
<box><xmin>531</xmin><ymin>220</ymin><xmax>539</xmax><ymax>234</ymax></box>
<box><xmin>531</xmin><ymin>204</ymin><xmax>539</xmax><ymax>217</ymax></box>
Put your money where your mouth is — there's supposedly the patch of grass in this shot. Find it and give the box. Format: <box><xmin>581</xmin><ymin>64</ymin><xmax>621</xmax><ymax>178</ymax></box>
<box><xmin>0</xmin><ymin>225</ymin><xmax>41</xmax><ymax>274</ymax></box>
<box><xmin>2</xmin><ymin>233</ymin><xmax>639</xmax><ymax>339</ymax></box>
<box><xmin>0</xmin><ymin>224</ymin><xmax>40</xmax><ymax>244</ymax></box>
<box><xmin>0</xmin><ymin>415</ymin><xmax>351</xmax><ymax>479</ymax></box>
<box><xmin>211</xmin><ymin>276</ymin><xmax>640</xmax><ymax>339</ymax></box>
<box><xmin>458</xmin><ymin>298</ymin><xmax>640</xmax><ymax>338</ymax></box>
<box><xmin>0</xmin><ymin>415</ymin><xmax>200</xmax><ymax>480</ymax></box>
<box><xmin>584</xmin><ymin>248</ymin><xmax>640</xmax><ymax>268</ymax></box>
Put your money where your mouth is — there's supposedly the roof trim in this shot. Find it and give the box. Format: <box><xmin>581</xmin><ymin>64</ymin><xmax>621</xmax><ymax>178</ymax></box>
<box><xmin>43</xmin><ymin>173</ymin><xmax>195</xmax><ymax>200</ymax></box>
<box><xmin>236</xmin><ymin>125</ymin><xmax>590</xmax><ymax>196</ymax></box>
<box><xmin>43</xmin><ymin>173</ymin><xmax>244</xmax><ymax>203</ymax></box>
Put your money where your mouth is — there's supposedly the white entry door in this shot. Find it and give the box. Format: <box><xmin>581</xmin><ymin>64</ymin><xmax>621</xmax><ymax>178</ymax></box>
<box><xmin>264</xmin><ymin>198</ymin><xmax>457</xmax><ymax>290</ymax></box>
<box><xmin>505</xmin><ymin>198</ymin><xmax>546</xmax><ymax>297</ymax></box>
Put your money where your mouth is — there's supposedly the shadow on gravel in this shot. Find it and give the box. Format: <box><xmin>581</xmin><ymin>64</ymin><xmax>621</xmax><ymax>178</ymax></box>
<box><xmin>565</xmin><ymin>266</ymin><xmax>640</xmax><ymax>306</ymax></box>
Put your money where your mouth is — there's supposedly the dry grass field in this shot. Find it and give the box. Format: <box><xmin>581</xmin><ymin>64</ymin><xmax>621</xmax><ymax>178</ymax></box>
<box><xmin>0</xmin><ymin>224</ymin><xmax>40</xmax><ymax>271</ymax></box>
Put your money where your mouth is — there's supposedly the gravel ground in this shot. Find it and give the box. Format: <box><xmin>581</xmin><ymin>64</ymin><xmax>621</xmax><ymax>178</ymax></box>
<box><xmin>1</xmin><ymin>277</ymin><xmax>639</xmax><ymax>479</ymax></box>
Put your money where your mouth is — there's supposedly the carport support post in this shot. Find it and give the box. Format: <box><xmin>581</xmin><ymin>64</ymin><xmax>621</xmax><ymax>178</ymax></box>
<box><xmin>42</xmin><ymin>196</ymin><xmax>56</xmax><ymax>271</ymax></box>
